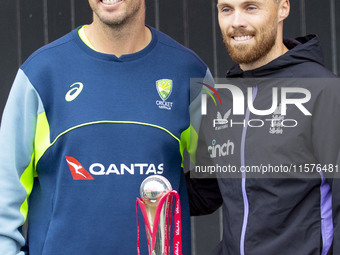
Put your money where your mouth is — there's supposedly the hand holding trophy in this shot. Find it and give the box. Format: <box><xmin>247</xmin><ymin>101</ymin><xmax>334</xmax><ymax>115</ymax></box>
<box><xmin>136</xmin><ymin>175</ymin><xmax>182</xmax><ymax>255</ymax></box>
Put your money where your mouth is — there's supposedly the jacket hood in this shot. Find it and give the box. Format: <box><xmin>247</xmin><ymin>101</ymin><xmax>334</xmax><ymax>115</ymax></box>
<box><xmin>226</xmin><ymin>34</ymin><xmax>325</xmax><ymax>77</ymax></box>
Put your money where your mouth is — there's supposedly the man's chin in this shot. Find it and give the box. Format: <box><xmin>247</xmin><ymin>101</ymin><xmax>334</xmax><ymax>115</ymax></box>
<box><xmin>227</xmin><ymin>47</ymin><xmax>253</xmax><ymax>63</ymax></box>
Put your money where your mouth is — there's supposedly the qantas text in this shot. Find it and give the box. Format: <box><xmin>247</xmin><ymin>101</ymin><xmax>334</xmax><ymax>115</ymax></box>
<box><xmin>89</xmin><ymin>163</ymin><xmax>164</xmax><ymax>175</ymax></box>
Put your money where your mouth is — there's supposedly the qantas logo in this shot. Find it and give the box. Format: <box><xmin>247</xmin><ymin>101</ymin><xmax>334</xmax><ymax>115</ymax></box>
<box><xmin>66</xmin><ymin>156</ymin><xmax>164</xmax><ymax>180</ymax></box>
<box><xmin>66</xmin><ymin>156</ymin><xmax>94</xmax><ymax>180</ymax></box>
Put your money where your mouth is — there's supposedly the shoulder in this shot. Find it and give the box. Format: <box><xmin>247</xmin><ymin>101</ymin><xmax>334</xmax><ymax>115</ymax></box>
<box><xmin>21</xmin><ymin>29</ymin><xmax>77</xmax><ymax>73</ymax></box>
<box><xmin>289</xmin><ymin>62</ymin><xmax>337</xmax><ymax>78</ymax></box>
<box><xmin>150</xmin><ymin>27</ymin><xmax>207</xmax><ymax>69</ymax></box>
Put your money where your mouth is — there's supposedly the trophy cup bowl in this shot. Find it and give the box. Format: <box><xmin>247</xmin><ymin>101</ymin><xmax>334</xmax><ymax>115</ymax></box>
<box><xmin>140</xmin><ymin>175</ymin><xmax>172</xmax><ymax>202</ymax></box>
<box><xmin>138</xmin><ymin>175</ymin><xmax>173</xmax><ymax>255</ymax></box>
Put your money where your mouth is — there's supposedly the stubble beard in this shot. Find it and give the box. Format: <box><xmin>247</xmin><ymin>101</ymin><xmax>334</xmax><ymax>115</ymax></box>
<box><xmin>91</xmin><ymin>1</ymin><xmax>142</xmax><ymax>29</ymax></box>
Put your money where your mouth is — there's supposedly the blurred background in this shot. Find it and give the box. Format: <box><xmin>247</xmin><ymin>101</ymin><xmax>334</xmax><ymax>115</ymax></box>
<box><xmin>0</xmin><ymin>0</ymin><xmax>339</xmax><ymax>254</ymax></box>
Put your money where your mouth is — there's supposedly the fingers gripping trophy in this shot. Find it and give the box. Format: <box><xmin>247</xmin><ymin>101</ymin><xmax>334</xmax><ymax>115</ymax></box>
<box><xmin>136</xmin><ymin>175</ymin><xmax>182</xmax><ymax>255</ymax></box>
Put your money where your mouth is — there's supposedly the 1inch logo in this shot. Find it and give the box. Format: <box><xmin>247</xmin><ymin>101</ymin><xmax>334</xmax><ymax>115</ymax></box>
<box><xmin>66</xmin><ymin>156</ymin><xmax>94</xmax><ymax>180</ymax></box>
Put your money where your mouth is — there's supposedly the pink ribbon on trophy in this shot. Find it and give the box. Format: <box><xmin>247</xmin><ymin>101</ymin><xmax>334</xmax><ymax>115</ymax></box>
<box><xmin>136</xmin><ymin>190</ymin><xmax>182</xmax><ymax>255</ymax></box>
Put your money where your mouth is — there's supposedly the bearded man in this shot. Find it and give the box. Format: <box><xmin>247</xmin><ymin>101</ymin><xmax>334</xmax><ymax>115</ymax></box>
<box><xmin>187</xmin><ymin>1</ymin><xmax>340</xmax><ymax>254</ymax></box>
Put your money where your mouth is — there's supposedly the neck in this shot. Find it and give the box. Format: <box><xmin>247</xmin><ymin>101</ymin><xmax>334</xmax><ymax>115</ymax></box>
<box><xmin>240</xmin><ymin>42</ymin><xmax>289</xmax><ymax>71</ymax></box>
<box><xmin>84</xmin><ymin>15</ymin><xmax>151</xmax><ymax>57</ymax></box>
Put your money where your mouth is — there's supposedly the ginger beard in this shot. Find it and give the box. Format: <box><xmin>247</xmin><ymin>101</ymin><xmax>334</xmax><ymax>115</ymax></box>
<box><xmin>222</xmin><ymin>22</ymin><xmax>278</xmax><ymax>65</ymax></box>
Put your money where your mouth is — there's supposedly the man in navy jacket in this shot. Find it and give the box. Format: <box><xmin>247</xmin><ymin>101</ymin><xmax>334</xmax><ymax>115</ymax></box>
<box><xmin>187</xmin><ymin>0</ymin><xmax>340</xmax><ymax>254</ymax></box>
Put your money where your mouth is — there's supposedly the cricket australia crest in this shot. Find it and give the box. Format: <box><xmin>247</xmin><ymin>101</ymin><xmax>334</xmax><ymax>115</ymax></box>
<box><xmin>156</xmin><ymin>79</ymin><xmax>174</xmax><ymax>110</ymax></box>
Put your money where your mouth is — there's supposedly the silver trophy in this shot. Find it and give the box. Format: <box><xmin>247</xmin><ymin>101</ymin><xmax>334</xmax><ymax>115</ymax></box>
<box><xmin>137</xmin><ymin>175</ymin><xmax>173</xmax><ymax>255</ymax></box>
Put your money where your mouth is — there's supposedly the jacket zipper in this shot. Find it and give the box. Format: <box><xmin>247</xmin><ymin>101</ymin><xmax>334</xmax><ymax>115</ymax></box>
<box><xmin>240</xmin><ymin>85</ymin><xmax>258</xmax><ymax>255</ymax></box>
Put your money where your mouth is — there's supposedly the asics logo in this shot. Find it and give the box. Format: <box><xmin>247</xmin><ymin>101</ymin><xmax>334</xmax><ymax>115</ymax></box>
<box><xmin>65</xmin><ymin>82</ymin><xmax>84</xmax><ymax>102</ymax></box>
